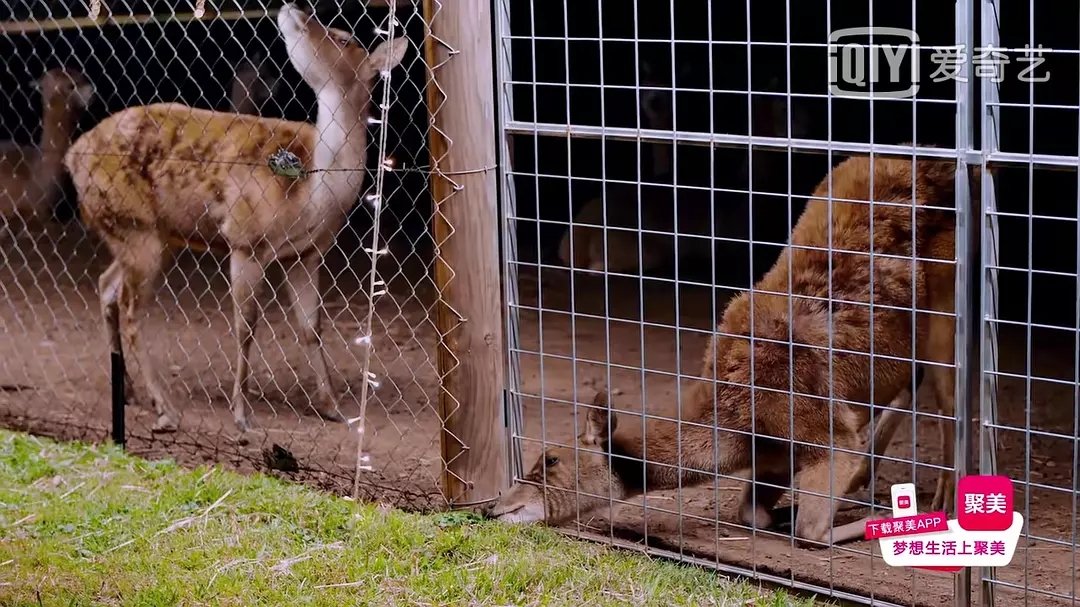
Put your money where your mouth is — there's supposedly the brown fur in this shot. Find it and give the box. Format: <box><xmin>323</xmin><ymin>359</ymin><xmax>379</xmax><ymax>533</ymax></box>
<box><xmin>491</xmin><ymin>153</ymin><xmax>979</xmax><ymax>548</ymax></box>
<box><xmin>63</xmin><ymin>3</ymin><xmax>408</xmax><ymax>433</ymax></box>
<box><xmin>0</xmin><ymin>68</ymin><xmax>93</xmax><ymax>232</ymax></box>
<box><xmin>69</xmin><ymin>104</ymin><xmax>318</xmax><ymax>258</ymax></box>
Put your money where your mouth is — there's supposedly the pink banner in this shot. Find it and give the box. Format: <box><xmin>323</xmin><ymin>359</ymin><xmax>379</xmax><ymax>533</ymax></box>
<box><xmin>864</xmin><ymin>512</ymin><xmax>949</xmax><ymax>540</ymax></box>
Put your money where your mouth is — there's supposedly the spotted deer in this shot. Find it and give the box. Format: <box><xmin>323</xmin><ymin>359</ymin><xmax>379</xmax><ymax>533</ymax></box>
<box><xmin>0</xmin><ymin>68</ymin><xmax>94</xmax><ymax>239</ymax></box>
<box><xmin>64</xmin><ymin>3</ymin><xmax>408</xmax><ymax>433</ymax></box>
<box><xmin>492</xmin><ymin>154</ymin><xmax>975</xmax><ymax>547</ymax></box>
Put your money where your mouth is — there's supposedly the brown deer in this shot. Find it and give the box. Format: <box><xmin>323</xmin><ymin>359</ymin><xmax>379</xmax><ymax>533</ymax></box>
<box><xmin>491</xmin><ymin>154</ymin><xmax>975</xmax><ymax>547</ymax></box>
<box><xmin>226</xmin><ymin>49</ymin><xmax>282</xmax><ymax>116</ymax></box>
<box><xmin>64</xmin><ymin>3</ymin><xmax>408</xmax><ymax>433</ymax></box>
<box><xmin>0</xmin><ymin>68</ymin><xmax>94</xmax><ymax>239</ymax></box>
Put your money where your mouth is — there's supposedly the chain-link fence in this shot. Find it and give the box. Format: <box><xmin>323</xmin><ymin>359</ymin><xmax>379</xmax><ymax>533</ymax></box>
<box><xmin>0</xmin><ymin>0</ymin><xmax>500</xmax><ymax>513</ymax></box>
<box><xmin>495</xmin><ymin>1</ymin><xmax>1079</xmax><ymax>606</ymax></box>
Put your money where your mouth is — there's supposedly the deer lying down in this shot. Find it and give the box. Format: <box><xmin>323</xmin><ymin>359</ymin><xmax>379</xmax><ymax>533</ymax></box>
<box><xmin>64</xmin><ymin>3</ymin><xmax>408</xmax><ymax>433</ymax></box>
<box><xmin>490</xmin><ymin>154</ymin><xmax>976</xmax><ymax>547</ymax></box>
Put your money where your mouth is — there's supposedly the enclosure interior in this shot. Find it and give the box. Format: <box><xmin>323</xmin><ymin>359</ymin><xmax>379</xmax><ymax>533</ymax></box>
<box><xmin>503</xmin><ymin>0</ymin><xmax>1080</xmax><ymax>605</ymax></box>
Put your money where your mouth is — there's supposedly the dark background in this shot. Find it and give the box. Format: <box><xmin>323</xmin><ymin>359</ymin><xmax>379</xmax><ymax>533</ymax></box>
<box><xmin>505</xmin><ymin>0</ymin><xmax>1080</xmax><ymax>330</ymax></box>
<box><xmin>1</xmin><ymin>0</ymin><xmax>1077</xmax><ymax>328</ymax></box>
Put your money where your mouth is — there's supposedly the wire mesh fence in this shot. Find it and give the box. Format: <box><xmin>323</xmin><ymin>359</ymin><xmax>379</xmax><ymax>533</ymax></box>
<box><xmin>5</xmin><ymin>0</ymin><xmax>1080</xmax><ymax>604</ymax></box>
<box><xmin>495</xmin><ymin>1</ymin><xmax>1079</xmax><ymax>606</ymax></box>
<box><xmin>0</xmin><ymin>0</ymin><xmax>467</xmax><ymax>512</ymax></box>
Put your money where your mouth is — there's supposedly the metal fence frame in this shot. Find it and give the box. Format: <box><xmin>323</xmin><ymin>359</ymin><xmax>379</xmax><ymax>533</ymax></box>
<box><xmin>493</xmin><ymin>0</ymin><xmax>1077</xmax><ymax>605</ymax></box>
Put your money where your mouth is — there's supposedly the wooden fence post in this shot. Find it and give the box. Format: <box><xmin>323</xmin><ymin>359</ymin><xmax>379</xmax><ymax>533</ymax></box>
<box><xmin>422</xmin><ymin>0</ymin><xmax>508</xmax><ymax>509</ymax></box>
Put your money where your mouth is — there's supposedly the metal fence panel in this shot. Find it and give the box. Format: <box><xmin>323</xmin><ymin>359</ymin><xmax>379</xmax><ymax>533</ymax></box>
<box><xmin>977</xmin><ymin>1</ymin><xmax>1080</xmax><ymax>605</ymax></box>
<box><xmin>494</xmin><ymin>1</ymin><xmax>1078</xmax><ymax>606</ymax></box>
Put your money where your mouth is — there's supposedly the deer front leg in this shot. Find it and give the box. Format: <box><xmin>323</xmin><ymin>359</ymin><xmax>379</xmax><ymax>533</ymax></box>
<box><xmin>851</xmin><ymin>401</ymin><xmax>907</xmax><ymax>492</ymax></box>
<box><xmin>99</xmin><ymin>260</ymin><xmax>125</xmax><ymax>356</ymax></box>
<box><xmin>229</xmin><ymin>250</ymin><xmax>265</xmax><ymax>433</ymax></box>
<box><xmin>793</xmin><ymin>447</ymin><xmax>876</xmax><ymax>548</ymax></box>
<box><xmin>852</xmin><ymin>366</ymin><xmax>926</xmax><ymax>492</ymax></box>
<box><xmin>98</xmin><ymin>260</ymin><xmax>138</xmax><ymax>400</ymax></box>
<box><xmin>283</xmin><ymin>252</ymin><xmax>344</xmax><ymax>423</ymax></box>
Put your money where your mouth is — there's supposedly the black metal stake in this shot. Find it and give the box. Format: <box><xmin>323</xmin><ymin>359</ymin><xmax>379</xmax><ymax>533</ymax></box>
<box><xmin>110</xmin><ymin>351</ymin><xmax>125</xmax><ymax>448</ymax></box>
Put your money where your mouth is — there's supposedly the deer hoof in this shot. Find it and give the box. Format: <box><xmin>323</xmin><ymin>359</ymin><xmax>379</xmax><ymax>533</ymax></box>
<box><xmin>233</xmin><ymin>414</ymin><xmax>253</xmax><ymax>434</ymax></box>
<box><xmin>151</xmin><ymin>414</ymin><xmax>178</xmax><ymax>433</ymax></box>
<box><xmin>793</xmin><ymin>520</ymin><xmax>831</xmax><ymax>550</ymax></box>
<box><xmin>740</xmin><ymin>502</ymin><xmax>775</xmax><ymax>530</ymax></box>
<box><xmin>314</xmin><ymin>406</ymin><xmax>346</xmax><ymax>423</ymax></box>
<box><xmin>794</xmin><ymin>536</ymin><xmax>828</xmax><ymax>550</ymax></box>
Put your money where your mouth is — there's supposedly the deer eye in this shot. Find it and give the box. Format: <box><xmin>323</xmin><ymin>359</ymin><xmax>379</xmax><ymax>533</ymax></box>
<box><xmin>544</xmin><ymin>456</ymin><xmax>559</xmax><ymax>467</ymax></box>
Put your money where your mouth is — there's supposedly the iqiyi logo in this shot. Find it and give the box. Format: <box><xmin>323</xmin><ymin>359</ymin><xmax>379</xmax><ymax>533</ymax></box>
<box><xmin>828</xmin><ymin>27</ymin><xmax>920</xmax><ymax>98</ymax></box>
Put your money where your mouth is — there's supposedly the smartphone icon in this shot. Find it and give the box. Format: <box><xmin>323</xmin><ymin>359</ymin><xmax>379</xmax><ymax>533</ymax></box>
<box><xmin>891</xmin><ymin>483</ymin><xmax>918</xmax><ymax>519</ymax></box>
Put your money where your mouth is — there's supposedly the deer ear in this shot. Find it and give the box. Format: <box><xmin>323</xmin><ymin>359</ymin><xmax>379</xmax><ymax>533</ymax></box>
<box><xmin>582</xmin><ymin>391</ymin><xmax>617</xmax><ymax>447</ymax></box>
<box><xmin>368</xmin><ymin>37</ymin><xmax>409</xmax><ymax>74</ymax></box>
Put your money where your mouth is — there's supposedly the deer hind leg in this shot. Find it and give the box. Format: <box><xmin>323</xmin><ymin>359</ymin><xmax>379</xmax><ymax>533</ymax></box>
<box><xmin>98</xmin><ymin>260</ymin><xmax>138</xmax><ymax>401</ymax></box>
<box><xmin>929</xmin><ymin>367</ymin><xmax>957</xmax><ymax>514</ymax></box>
<box><xmin>99</xmin><ymin>260</ymin><xmax>125</xmax><ymax>356</ymax></box>
<box><xmin>913</xmin><ymin>307</ymin><xmax>958</xmax><ymax>514</ymax></box>
<box><xmin>282</xmin><ymin>252</ymin><xmax>344</xmax><ymax>423</ymax></box>
<box><xmin>793</xmin><ymin>446</ymin><xmax>874</xmax><ymax>548</ymax></box>
<box><xmin>107</xmin><ymin>233</ymin><xmax>176</xmax><ymax>433</ymax></box>
<box><xmin>229</xmin><ymin>249</ymin><xmax>266</xmax><ymax>433</ymax></box>
<box><xmin>851</xmin><ymin>403</ymin><xmax>907</xmax><ymax>493</ymax></box>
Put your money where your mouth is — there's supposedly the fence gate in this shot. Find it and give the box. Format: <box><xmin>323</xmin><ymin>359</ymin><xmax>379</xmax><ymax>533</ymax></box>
<box><xmin>494</xmin><ymin>0</ymin><xmax>1079</xmax><ymax>606</ymax></box>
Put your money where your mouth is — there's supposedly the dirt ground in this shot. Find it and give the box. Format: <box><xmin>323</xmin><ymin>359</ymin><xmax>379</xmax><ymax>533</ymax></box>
<box><xmin>2</xmin><ymin>222</ymin><xmax>1078</xmax><ymax>606</ymax></box>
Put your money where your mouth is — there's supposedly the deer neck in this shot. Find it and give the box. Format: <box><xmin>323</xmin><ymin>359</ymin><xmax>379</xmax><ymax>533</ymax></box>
<box><xmin>607</xmin><ymin>382</ymin><xmax>744</xmax><ymax>495</ymax></box>
<box><xmin>38</xmin><ymin>98</ymin><xmax>78</xmax><ymax>173</ymax></box>
<box><xmin>609</xmin><ymin>380</ymin><xmax>751</xmax><ymax>494</ymax></box>
<box><xmin>311</xmin><ymin>81</ymin><xmax>371</xmax><ymax>173</ymax></box>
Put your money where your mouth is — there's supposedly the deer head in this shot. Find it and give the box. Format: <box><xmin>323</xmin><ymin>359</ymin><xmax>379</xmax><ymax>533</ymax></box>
<box><xmin>277</xmin><ymin>3</ymin><xmax>408</xmax><ymax>95</ymax></box>
<box><xmin>488</xmin><ymin>392</ymin><xmax>628</xmax><ymax>526</ymax></box>
<box><xmin>36</xmin><ymin>68</ymin><xmax>94</xmax><ymax>110</ymax></box>
<box><xmin>638</xmin><ymin>58</ymin><xmax>693</xmax><ymax>182</ymax></box>
<box><xmin>738</xmin><ymin>76</ymin><xmax>810</xmax><ymax>187</ymax></box>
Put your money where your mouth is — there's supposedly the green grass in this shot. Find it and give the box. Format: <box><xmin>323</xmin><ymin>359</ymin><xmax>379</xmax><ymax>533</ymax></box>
<box><xmin>0</xmin><ymin>430</ymin><xmax>823</xmax><ymax>606</ymax></box>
